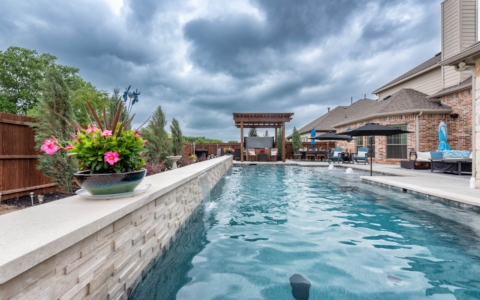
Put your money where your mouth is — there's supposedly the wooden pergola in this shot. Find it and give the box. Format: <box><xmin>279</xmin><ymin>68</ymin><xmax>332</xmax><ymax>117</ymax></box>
<box><xmin>233</xmin><ymin>112</ymin><xmax>294</xmax><ymax>162</ymax></box>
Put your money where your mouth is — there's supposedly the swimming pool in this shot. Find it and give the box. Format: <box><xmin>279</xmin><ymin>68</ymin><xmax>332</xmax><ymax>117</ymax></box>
<box><xmin>130</xmin><ymin>165</ymin><xmax>480</xmax><ymax>299</ymax></box>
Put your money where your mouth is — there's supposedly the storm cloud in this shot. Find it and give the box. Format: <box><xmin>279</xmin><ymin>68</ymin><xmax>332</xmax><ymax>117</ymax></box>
<box><xmin>0</xmin><ymin>0</ymin><xmax>442</xmax><ymax>141</ymax></box>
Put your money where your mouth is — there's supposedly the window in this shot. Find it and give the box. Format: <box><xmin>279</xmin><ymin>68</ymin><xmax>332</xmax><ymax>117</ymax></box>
<box><xmin>386</xmin><ymin>125</ymin><xmax>407</xmax><ymax>159</ymax></box>
<box><xmin>356</xmin><ymin>136</ymin><xmax>363</xmax><ymax>147</ymax></box>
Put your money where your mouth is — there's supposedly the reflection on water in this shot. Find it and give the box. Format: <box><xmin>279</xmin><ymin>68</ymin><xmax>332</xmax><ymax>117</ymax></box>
<box><xmin>130</xmin><ymin>166</ymin><xmax>480</xmax><ymax>300</ymax></box>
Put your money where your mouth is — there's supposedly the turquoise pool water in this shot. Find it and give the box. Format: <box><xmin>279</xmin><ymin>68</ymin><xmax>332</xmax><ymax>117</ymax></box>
<box><xmin>130</xmin><ymin>165</ymin><xmax>480</xmax><ymax>300</ymax></box>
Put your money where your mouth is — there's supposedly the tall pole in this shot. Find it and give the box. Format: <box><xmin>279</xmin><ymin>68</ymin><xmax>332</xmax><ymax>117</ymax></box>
<box><xmin>275</xmin><ymin>128</ymin><xmax>278</xmax><ymax>148</ymax></box>
<box><xmin>282</xmin><ymin>121</ymin><xmax>286</xmax><ymax>162</ymax></box>
<box><xmin>240</xmin><ymin>122</ymin><xmax>244</xmax><ymax>162</ymax></box>
<box><xmin>370</xmin><ymin>135</ymin><xmax>373</xmax><ymax>176</ymax></box>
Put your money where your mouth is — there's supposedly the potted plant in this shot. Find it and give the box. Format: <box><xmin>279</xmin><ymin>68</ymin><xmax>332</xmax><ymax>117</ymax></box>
<box><xmin>40</xmin><ymin>98</ymin><xmax>148</xmax><ymax>196</ymax></box>
<box><xmin>224</xmin><ymin>147</ymin><xmax>234</xmax><ymax>155</ymax></box>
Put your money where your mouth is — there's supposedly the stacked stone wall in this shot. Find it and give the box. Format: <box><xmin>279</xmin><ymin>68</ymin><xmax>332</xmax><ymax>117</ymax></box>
<box><xmin>0</xmin><ymin>158</ymin><xmax>232</xmax><ymax>300</ymax></box>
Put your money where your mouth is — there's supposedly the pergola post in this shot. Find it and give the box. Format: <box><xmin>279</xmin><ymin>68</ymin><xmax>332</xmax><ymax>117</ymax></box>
<box><xmin>240</xmin><ymin>121</ymin><xmax>244</xmax><ymax>162</ymax></box>
<box><xmin>275</xmin><ymin>128</ymin><xmax>278</xmax><ymax>148</ymax></box>
<box><xmin>282</xmin><ymin>121</ymin><xmax>286</xmax><ymax>162</ymax></box>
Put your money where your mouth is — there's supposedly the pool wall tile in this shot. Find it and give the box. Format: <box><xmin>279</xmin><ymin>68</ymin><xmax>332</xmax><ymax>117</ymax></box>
<box><xmin>0</xmin><ymin>156</ymin><xmax>232</xmax><ymax>300</ymax></box>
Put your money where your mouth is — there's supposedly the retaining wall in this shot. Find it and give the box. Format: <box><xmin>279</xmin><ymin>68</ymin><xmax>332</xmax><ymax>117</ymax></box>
<box><xmin>0</xmin><ymin>156</ymin><xmax>233</xmax><ymax>299</ymax></box>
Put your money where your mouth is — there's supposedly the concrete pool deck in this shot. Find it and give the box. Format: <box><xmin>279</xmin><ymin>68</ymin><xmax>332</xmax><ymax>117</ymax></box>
<box><xmin>233</xmin><ymin>160</ymin><xmax>480</xmax><ymax>209</ymax></box>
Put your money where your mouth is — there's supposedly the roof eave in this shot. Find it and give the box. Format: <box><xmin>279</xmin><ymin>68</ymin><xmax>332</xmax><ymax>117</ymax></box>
<box><xmin>372</xmin><ymin>64</ymin><xmax>440</xmax><ymax>95</ymax></box>
<box><xmin>426</xmin><ymin>83</ymin><xmax>472</xmax><ymax>99</ymax></box>
<box><xmin>332</xmin><ymin>109</ymin><xmax>452</xmax><ymax>128</ymax></box>
<box><xmin>439</xmin><ymin>44</ymin><xmax>480</xmax><ymax>66</ymax></box>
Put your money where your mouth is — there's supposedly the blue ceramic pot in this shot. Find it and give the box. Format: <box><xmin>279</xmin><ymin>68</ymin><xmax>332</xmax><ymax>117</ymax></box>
<box><xmin>74</xmin><ymin>169</ymin><xmax>146</xmax><ymax>195</ymax></box>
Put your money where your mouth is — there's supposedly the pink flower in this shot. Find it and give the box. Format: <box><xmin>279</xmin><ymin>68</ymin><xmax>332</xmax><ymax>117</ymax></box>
<box><xmin>104</xmin><ymin>151</ymin><xmax>120</xmax><ymax>166</ymax></box>
<box><xmin>40</xmin><ymin>140</ymin><xmax>60</xmax><ymax>155</ymax></box>
<box><xmin>51</xmin><ymin>136</ymin><xmax>57</xmax><ymax>143</ymax></box>
<box><xmin>134</xmin><ymin>130</ymin><xmax>141</xmax><ymax>138</ymax></box>
<box><xmin>101</xmin><ymin>130</ymin><xmax>112</xmax><ymax>137</ymax></box>
<box><xmin>86</xmin><ymin>125</ymin><xmax>98</xmax><ymax>134</ymax></box>
<box><xmin>71</xmin><ymin>135</ymin><xmax>76</xmax><ymax>140</ymax></box>
<box><xmin>143</xmin><ymin>140</ymin><xmax>148</xmax><ymax>146</ymax></box>
<box><xmin>66</xmin><ymin>144</ymin><xmax>74</xmax><ymax>150</ymax></box>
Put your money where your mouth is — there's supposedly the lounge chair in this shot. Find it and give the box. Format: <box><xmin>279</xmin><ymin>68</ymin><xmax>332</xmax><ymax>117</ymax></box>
<box><xmin>270</xmin><ymin>148</ymin><xmax>278</xmax><ymax>161</ymax></box>
<box><xmin>353</xmin><ymin>147</ymin><xmax>369</xmax><ymax>164</ymax></box>
<box><xmin>430</xmin><ymin>151</ymin><xmax>472</xmax><ymax>175</ymax></box>
<box><xmin>327</xmin><ymin>148</ymin><xmax>343</xmax><ymax>163</ymax></box>
<box><xmin>247</xmin><ymin>148</ymin><xmax>256</xmax><ymax>161</ymax></box>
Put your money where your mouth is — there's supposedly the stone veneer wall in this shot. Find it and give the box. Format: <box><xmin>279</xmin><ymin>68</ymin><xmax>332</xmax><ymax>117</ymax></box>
<box><xmin>335</xmin><ymin>97</ymin><xmax>472</xmax><ymax>164</ymax></box>
<box><xmin>0</xmin><ymin>157</ymin><xmax>232</xmax><ymax>300</ymax></box>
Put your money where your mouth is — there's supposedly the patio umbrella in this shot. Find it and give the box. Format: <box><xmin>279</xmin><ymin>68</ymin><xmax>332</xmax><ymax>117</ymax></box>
<box><xmin>311</xmin><ymin>127</ymin><xmax>316</xmax><ymax>147</ymax></box>
<box><xmin>312</xmin><ymin>131</ymin><xmax>352</xmax><ymax>151</ymax></box>
<box><xmin>338</xmin><ymin>123</ymin><xmax>412</xmax><ymax>176</ymax></box>
<box><xmin>437</xmin><ymin>121</ymin><xmax>451</xmax><ymax>150</ymax></box>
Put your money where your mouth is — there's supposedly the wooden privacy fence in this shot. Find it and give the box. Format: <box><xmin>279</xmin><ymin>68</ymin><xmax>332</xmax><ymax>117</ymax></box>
<box><xmin>0</xmin><ymin>113</ymin><xmax>55</xmax><ymax>201</ymax></box>
<box><xmin>183</xmin><ymin>141</ymin><xmax>330</xmax><ymax>159</ymax></box>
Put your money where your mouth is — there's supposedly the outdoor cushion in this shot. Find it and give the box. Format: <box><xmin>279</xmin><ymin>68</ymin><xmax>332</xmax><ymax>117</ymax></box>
<box><xmin>416</xmin><ymin>152</ymin><xmax>431</xmax><ymax>161</ymax></box>
<box><xmin>333</xmin><ymin>151</ymin><xmax>341</xmax><ymax>157</ymax></box>
<box><xmin>357</xmin><ymin>151</ymin><xmax>366</xmax><ymax>158</ymax></box>
<box><xmin>441</xmin><ymin>150</ymin><xmax>471</xmax><ymax>159</ymax></box>
<box><xmin>430</xmin><ymin>152</ymin><xmax>443</xmax><ymax>159</ymax></box>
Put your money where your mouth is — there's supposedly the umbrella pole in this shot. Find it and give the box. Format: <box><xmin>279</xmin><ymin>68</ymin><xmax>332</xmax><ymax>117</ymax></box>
<box><xmin>370</xmin><ymin>136</ymin><xmax>373</xmax><ymax>176</ymax></box>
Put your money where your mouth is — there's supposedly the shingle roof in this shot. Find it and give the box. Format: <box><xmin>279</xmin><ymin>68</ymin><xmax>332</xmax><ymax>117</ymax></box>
<box><xmin>293</xmin><ymin>99</ymin><xmax>376</xmax><ymax>136</ymax></box>
<box><xmin>372</xmin><ymin>53</ymin><xmax>441</xmax><ymax>94</ymax></box>
<box><xmin>333</xmin><ymin>89</ymin><xmax>451</xmax><ymax>127</ymax></box>
<box><xmin>427</xmin><ymin>76</ymin><xmax>472</xmax><ymax>98</ymax></box>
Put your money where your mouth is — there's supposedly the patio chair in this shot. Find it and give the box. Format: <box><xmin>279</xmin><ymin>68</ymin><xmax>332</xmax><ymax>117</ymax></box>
<box><xmin>353</xmin><ymin>147</ymin><xmax>369</xmax><ymax>164</ymax></box>
<box><xmin>270</xmin><ymin>148</ymin><xmax>278</xmax><ymax>161</ymax></box>
<box><xmin>247</xmin><ymin>148</ymin><xmax>256</xmax><ymax>161</ymax></box>
<box><xmin>327</xmin><ymin>148</ymin><xmax>343</xmax><ymax>163</ymax></box>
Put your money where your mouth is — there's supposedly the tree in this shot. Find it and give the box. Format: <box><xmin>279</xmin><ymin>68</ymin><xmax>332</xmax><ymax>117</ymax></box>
<box><xmin>170</xmin><ymin>118</ymin><xmax>183</xmax><ymax>156</ymax></box>
<box><xmin>141</xmin><ymin>106</ymin><xmax>171</xmax><ymax>164</ymax></box>
<box><xmin>227</xmin><ymin>140</ymin><xmax>238</xmax><ymax>143</ymax></box>
<box><xmin>277</xmin><ymin>128</ymin><xmax>282</xmax><ymax>157</ymax></box>
<box><xmin>0</xmin><ymin>46</ymin><xmax>79</xmax><ymax>115</ymax></box>
<box><xmin>31</xmin><ymin>68</ymin><xmax>77</xmax><ymax>193</ymax></box>
<box><xmin>248</xmin><ymin>128</ymin><xmax>258</xmax><ymax>137</ymax></box>
<box><xmin>291</xmin><ymin>127</ymin><xmax>302</xmax><ymax>154</ymax></box>
<box><xmin>107</xmin><ymin>87</ymin><xmax>128</xmax><ymax>127</ymax></box>
<box><xmin>69</xmin><ymin>78</ymin><xmax>110</xmax><ymax>125</ymax></box>
<box><xmin>183</xmin><ymin>136</ymin><xmax>223</xmax><ymax>143</ymax></box>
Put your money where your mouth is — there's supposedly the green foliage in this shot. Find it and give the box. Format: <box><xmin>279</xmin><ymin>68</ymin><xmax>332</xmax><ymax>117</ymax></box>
<box><xmin>227</xmin><ymin>140</ymin><xmax>238</xmax><ymax>143</ymax></box>
<box><xmin>183</xmin><ymin>136</ymin><xmax>223</xmax><ymax>143</ymax></box>
<box><xmin>291</xmin><ymin>127</ymin><xmax>302</xmax><ymax>154</ymax></box>
<box><xmin>69</xmin><ymin>78</ymin><xmax>110</xmax><ymax>125</ymax></box>
<box><xmin>277</xmin><ymin>128</ymin><xmax>282</xmax><ymax>156</ymax></box>
<box><xmin>170</xmin><ymin>118</ymin><xmax>183</xmax><ymax>156</ymax></box>
<box><xmin>31</xmin><ymin>68</ymin><xmax>77</xmax><ymax>193</ymax></box>
<box><xmin>69</xmin><ymin>127</ymin><xmax>146</xmax><ymax>173</ymax></box>
<box><xmin>248</xmin><ymin>128</ymin><xmax>258</xmax><ymax>137</ymax></box>
<box><xmin>141</xmin><ymin>106</ymin><xmax>171</xmax><ymax>164</ymax></box>
<box><xmin>107</xmin><ymin>88</ymin><xmax>128</xmax><ymax>127</ymax></box>
<box><xmin>0</xmin><ymin>46</ymin><xmax>79</xmax><ymax>115</ymax></box>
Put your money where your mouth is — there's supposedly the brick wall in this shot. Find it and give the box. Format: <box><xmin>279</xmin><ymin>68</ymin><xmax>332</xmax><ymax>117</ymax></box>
<box><xmin>0</xmin><ymin>159</ymin><xmax>232</xmax><ymax>300</ymax></box>
<box><xmin>334</xmin><ymin>89</ymin><xmax>472</xmax><ymax>164</ymax></box>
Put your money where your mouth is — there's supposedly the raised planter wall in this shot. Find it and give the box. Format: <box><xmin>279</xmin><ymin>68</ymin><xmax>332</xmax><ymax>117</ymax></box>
<box><xmin>0</xmin><ymin>156</ymin><xmax>233</xmax><ymax>300</ymax></box>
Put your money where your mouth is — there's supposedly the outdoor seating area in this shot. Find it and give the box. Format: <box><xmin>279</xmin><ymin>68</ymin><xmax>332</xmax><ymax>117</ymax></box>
<box><xmin>246</xmin><ymin>148</ymin><xmax>278</xmax><ymax>162</ymax></box>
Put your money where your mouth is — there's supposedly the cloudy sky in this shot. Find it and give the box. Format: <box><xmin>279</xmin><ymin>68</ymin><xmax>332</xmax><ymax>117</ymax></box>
<box><xmin>1</xmin><ymin>0</ymin><xmax>445</xmax><ymax>141</ymax></box>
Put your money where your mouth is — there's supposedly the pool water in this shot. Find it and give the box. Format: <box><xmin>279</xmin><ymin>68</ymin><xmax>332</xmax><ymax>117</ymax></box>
<box><xmin>129</xmin><ymin>165</ymin><xmax>480</xmax><ymax>300</ymax></box>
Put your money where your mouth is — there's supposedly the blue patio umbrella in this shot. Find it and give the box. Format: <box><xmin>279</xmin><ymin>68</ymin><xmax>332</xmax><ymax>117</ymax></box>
<box><xmin>437</xmin><ymin>121</ymin><xmax>451</xmax><ymax>150</ymax></box>
<box><xmin>311</xmin><ymin>127</ymin><xmax>316</xmax><ymax>147</ymax></box>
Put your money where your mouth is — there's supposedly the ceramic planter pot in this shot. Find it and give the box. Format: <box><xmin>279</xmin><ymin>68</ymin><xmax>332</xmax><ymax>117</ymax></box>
<box><xmin>74</xmin><ymin>169</ymin><xmax>146</xmax><ymax>195</ymax></box>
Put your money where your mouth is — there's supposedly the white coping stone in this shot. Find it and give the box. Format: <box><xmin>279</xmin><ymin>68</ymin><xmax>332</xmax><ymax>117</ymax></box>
<box><xmin>0</xmin><ymin>156</ymin><xmax>231</xmax><ymax>284</ymax></box>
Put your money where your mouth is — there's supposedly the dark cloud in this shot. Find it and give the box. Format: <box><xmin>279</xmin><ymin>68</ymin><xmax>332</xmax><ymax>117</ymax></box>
<box><xmin>0</xmin><ymin>0</ymin><xmax>446</xmax><ymax>141</ymax></box>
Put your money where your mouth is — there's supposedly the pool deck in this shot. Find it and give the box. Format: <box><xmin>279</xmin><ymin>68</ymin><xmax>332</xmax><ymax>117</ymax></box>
<box><xmin>233</xmin><ymin>160</ymin><xmax>480</xmax><ymax>209</ymax></box>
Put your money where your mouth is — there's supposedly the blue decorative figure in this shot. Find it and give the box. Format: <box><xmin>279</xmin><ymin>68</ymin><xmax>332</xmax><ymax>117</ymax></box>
<box><xmin>123</xmin><ymin>85</ymin><xmax>131</xmax><ymax>102</ymax></box>
<box><xmin>310</xmin><ymin>127</ymin><xmax>316</xmax><ymax>147</ymax></box>
<box><xmin>132</xmin><ymin>89</ymin><xmax>141</xmax><ymax>105</ymax></box>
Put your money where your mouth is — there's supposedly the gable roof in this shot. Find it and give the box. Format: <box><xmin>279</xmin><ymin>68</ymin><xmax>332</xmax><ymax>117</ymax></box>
<box><xmin>334</xmin><ymin>89</ymin><xmax>451</xmax><ymax>127</ymax></box>
<box><xmin>372</xmin><ymin>53</ymin><xmax>442</xmax><ymax>94</ymax></box>
<box><xmin>292</xmin><ymin>99</ymin><xmax>376</xmax><ymax>137</ymax></box>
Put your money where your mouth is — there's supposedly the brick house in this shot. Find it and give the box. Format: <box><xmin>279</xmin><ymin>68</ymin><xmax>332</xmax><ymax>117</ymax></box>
<box><xmin>295</xmin><ymin>0</ymin><xmax>477</xmax><ymax>164</ymax></box>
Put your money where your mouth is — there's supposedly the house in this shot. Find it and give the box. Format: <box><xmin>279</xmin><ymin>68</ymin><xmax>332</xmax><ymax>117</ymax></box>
<box><xmin>437</xmin><ymin>41</ymin><xmax>480</xmax><ymax>188</ymax></box>
<box><xmin>289</xmin><ymin>98</ymin><xmax>375</xmax><ymax>142</ymax></box>
<box><xmin>296</xmin><ymin>0</ymin><xmax>477</xmax><ymax>164</ymax></box>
